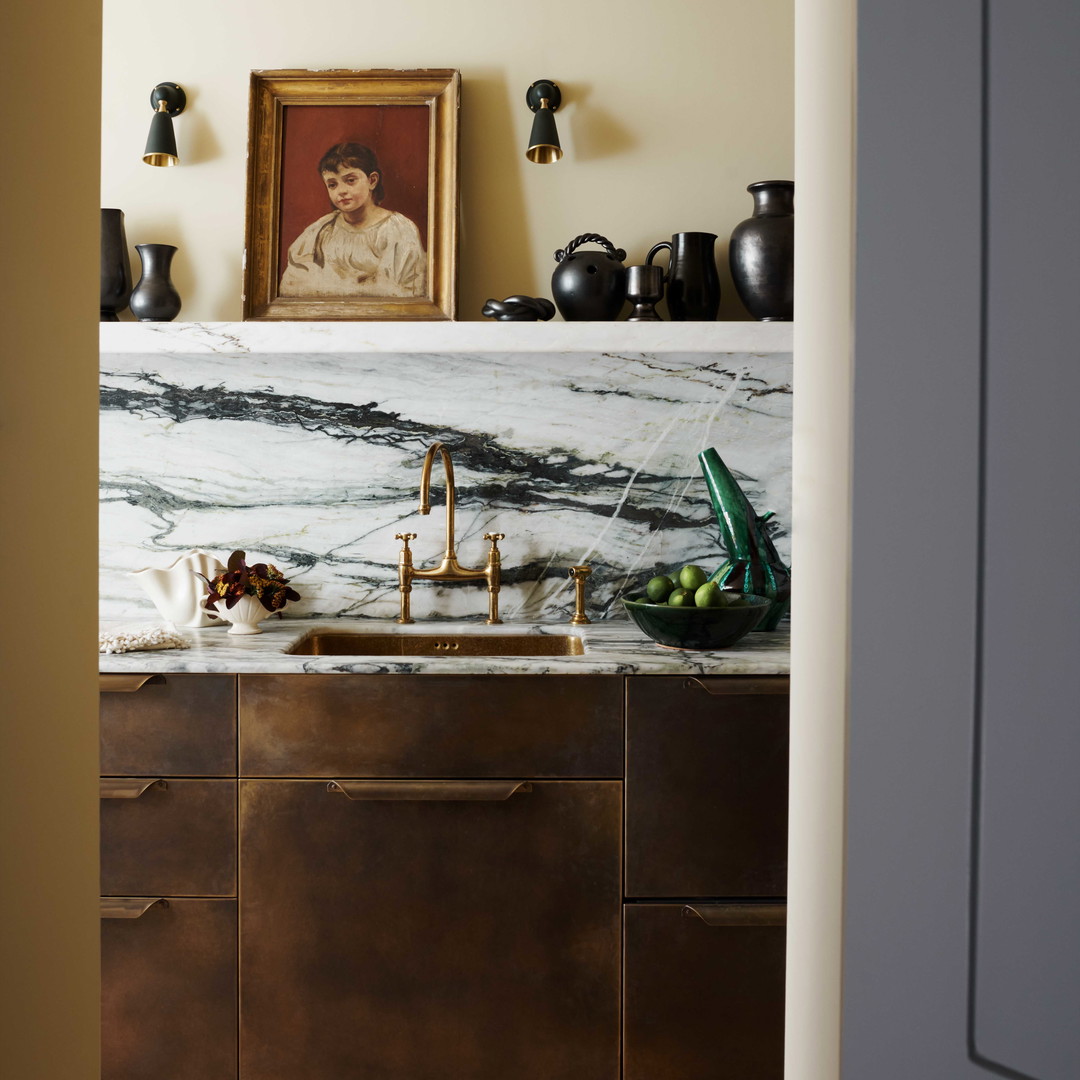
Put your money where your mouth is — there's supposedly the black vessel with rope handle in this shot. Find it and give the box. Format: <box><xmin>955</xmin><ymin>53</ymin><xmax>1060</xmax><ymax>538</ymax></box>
<box><xmin>551</xmin><ymin>233</ymin><xmax>627</xmax><ymax>320</ymax></box>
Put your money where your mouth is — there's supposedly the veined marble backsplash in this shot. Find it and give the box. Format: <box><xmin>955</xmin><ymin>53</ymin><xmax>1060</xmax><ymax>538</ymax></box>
<box><xmin>100</xmin><ymin>338</ymin><xmax>791</xmax><ymax>621</ymax></box>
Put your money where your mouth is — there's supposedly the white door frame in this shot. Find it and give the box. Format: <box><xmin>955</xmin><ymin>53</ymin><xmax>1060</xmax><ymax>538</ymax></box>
<box><xmin>788</xmin><ymin>0</ymin><xmax>856</xmax><ymax>1077</ymax></box>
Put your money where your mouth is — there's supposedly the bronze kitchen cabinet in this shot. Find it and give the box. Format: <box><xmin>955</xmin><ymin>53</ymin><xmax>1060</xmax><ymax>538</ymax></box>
<box><xmin>624</xmin><ymin>675</ymin><xmax>789</xmax><ymax>1080</ymax></box>
<box><xmin>239</xmin><ymin>673</ymin><xmax>623</xmax><ymax>777</ymax></box>
<box><xmin>99</xmin><ymin>675</ymin><xmax>239</xmax><ymax>1080</ymax></box>
<box><xmin>626</xmin><ymin>675</ymin><xmax>789</xmax><ymax>898</ymax></box>
<box><xmin>99</xmin><ymin>669</ymin><xmax>788</xmax><ymax>1079</ymax></box>
<box><xmin>623</xmin><ymin>903</ymin><xmax>786</xmax><ymax>1080</ymax></box>
<box><xmin>100</xmin><ymin>778</ymin><xmax>236</xmax><ymax>897</ymax></box>
<box><xmin>239</xmin><ymin>777</ymin><xmax>622</xmax><ymax>1080</ymax></box>
<box><xmin>101</xmin><ymin>898</ymin><xmax>237</xmax><ymax>1080</ymax></box>
<box><xmin>100</xmin><ymin>673</ymin><xmax>236</xmax><ymax>777</ymax></box>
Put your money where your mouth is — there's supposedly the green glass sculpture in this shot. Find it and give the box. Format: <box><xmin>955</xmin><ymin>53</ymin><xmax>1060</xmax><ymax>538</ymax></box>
<box><xmin>698</xmin><ymin>447</ymin><xmax>791</xmax><ymax>631</ymax></box>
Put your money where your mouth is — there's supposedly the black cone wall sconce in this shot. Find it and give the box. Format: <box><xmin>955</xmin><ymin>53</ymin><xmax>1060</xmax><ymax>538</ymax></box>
<box><xmin>525</xmin><ymin>80</ymin><xmax>563</xmax><ymax>163</ymax></box>
<box><xmin>143</xmin><ymin>82</ymin><xmax>187</xmax><ymax>167</ymax></box>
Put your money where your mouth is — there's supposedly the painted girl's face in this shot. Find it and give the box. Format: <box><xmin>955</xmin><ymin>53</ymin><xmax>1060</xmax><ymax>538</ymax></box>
<box><xmin>322</xmin><ymin>164</ymin><xmax>378</xmax><ymax>215</ymax></box>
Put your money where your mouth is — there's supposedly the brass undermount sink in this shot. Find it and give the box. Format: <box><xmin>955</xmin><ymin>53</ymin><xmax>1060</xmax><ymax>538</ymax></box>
<box><xmin>288</xmin><ymin>632</ymin><xmax>585</xmax><ymax>657</ymax></box>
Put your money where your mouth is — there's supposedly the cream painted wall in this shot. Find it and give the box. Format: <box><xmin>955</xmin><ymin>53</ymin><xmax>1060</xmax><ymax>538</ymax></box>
<box><xmin>102</xmin><ymin>0</ymin><xmax>793</xmax><ymax>322</ymax></box>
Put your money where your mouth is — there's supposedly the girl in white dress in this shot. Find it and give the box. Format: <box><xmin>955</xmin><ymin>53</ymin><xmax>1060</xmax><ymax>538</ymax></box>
<box><xmin>279</xmin><ymin>143</ymin><xmax>426</xmax><ymax>298</ymax></box>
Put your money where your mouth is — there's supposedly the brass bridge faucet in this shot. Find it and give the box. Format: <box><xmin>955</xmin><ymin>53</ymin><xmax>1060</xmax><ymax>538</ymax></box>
<box><xmin>394</xmin><ymin>442</ymin><xmax>504</xmax><ymax>624</ymax></box>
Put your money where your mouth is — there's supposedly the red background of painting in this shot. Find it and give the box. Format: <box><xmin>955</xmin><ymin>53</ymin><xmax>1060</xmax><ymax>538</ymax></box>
<box><xmin>278</xmin><ymin>104</ymin><xmax>430</xmax><ymax>280</ymax></box>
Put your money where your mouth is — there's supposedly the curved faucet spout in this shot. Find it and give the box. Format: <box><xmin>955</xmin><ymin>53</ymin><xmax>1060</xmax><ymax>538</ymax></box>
<box><xmin>395</xmin><ymin>440</ymin><xmax>505</xmax><ymax>624</ymax></box>
<box><xmin>418</xmin><ymin>441</ymin><xmax>457</xmax><ymax>559</ymax></box>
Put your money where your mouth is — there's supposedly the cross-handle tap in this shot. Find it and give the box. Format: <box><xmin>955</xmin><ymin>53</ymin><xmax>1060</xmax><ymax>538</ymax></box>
<box><xmin>482</xmin><ymin>534</ymin><xmax>505</xmax><ymax>625</ymax></box>
<box><xmin>394</xmin><ymin>533</ymin><xmax>418</xmax><ymax>624</ymax></box>
<box><xmin>568</xmin><ymin>564</ymin><xmax>592</xmax><ymax>625</ymax></box>
<box><xmin>394</xmin><ymin>443</ymin><xmax>505</xmax><ymax>624</ymax></box>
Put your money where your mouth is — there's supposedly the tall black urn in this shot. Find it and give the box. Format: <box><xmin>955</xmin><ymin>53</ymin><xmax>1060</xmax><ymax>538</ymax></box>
<box><xmin>729</xmin><ymin>181</ymin><xmax>794</xmax><ymax>322</ymax></box>
<box><xmin>100</xmin><ymin>209</ymin><xmax>132</xmax><ymax>321</ymax></box>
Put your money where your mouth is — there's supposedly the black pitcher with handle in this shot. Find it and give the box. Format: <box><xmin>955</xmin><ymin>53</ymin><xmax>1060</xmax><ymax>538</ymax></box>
<box><xmin>551</xmin><ymin>233</ymin><xmax>627</xmax><ymax>320</ymax></box>
<box><xmin>646</xmin><ymin>232</ymin><xmax>720</xmax><ymax>321</ymax></box>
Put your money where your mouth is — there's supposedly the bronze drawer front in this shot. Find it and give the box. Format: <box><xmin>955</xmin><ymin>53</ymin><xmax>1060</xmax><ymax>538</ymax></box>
<box><xmin>100</xmin><ymin>779</ymin><xmax>236</xmax><ymax>897</ymax></box>
<box><xmin>239</xmin><ymin>779</ymin><xmax>622</xmax><ymax>1080</ymax></box>
<box><xmin>101</xmin><ymin>897</ymin><xmax>237</xmax><ymax>1080</ymax></box>
<box><xmin>623</xmin><ymin>903</ymin><xmax>786</xmax><ymax>1080</ymax></box>
<box><xmin>625</xmin><ymin>675</ymin><xmax>789</xmax><ymax>898</ymax></box>
<box><xmin>239</xmin><ymin>674</ymin><xmax>623</xmax><ymax>777</ymax></box>
<box><xmin>100</xmin><ymin>673</ymin><xmax>237</xmax><ymax>777</ymax></box>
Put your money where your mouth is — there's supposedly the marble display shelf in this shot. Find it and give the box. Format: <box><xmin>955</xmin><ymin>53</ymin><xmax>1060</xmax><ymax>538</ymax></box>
<box><xmin>100</xmin><ymin>320</ymin><xmax>793</xmax><ymax>356</ymax></box>
<box><xmin>98</xmin><ymin>617</ymin><xmax>791</xmax><ymax>676</ymax></box>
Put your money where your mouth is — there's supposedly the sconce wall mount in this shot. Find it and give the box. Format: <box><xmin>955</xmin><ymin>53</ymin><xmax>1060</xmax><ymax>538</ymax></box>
<box><xmin>525</xmin><ymin>79</ymin><xmax>563</xmax><ymax>164</ymax></box>
<box><xmin>143</xmin><ymin>82</ymin><xmax>187</xmax><ymax>167</ymax></box>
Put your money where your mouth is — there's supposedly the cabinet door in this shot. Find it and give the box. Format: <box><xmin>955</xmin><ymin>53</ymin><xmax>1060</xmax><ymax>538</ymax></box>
<box><xmin>626</xmin><ymin>676</ymin><xmax>789</xmax><ymax>897</ymax></box>
<box><xmin>623</xmin><ymin>903</ymin><xmax>786</xmax><ymax>1080</ymax></box>
<box><xmin>100</xmin><ymin>673</ymin><xmax>236</xmax><ymax>776</ymax></box>
<box><xmin>100</xmin><ymin>779</ymin><xmax>236</xmax><ymax>897</ymax></box>
<box><xmin>239</xmin><ymin>779</ymin><xmax>621</xmax><ymax>1080</ymax></box>
<box><xmin>101</xmin><ymin>898</ymin><xmax>237</xmax><ymax>1080</ymax></box>
<box><xmin>239</xmin><ymin>674</ymin><xmax>623</xmax><ymax>777</ymax></box>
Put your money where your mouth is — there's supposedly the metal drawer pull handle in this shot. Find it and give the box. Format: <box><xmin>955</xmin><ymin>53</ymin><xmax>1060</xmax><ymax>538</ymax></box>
<box><xmin>682</xmin><ymin>903</ymin><xmax>786</xmax><ymax>927</ymax></box>
<box><xmin>327</xmin><ymin>780</ymin><xmax>533</xmax><ymax>802</ymax></box>
<box><xmin>100</xmin><ymin>778</ymin><xmax>168</xmax><ymax>799</ymax></box>
<box><xmin>99</xmin><ymin>674</ymin><xmax>166</xmax><ymax>693</ymax></box>
<box><xmin>683</xmin><ymin>676</ymin><xmax>788</xmax><ymax>696</ymax></box>
<box><xmin>100</xmin><ymin>897</ymin><xmax>169</xmax><ymax>919</ymax></box>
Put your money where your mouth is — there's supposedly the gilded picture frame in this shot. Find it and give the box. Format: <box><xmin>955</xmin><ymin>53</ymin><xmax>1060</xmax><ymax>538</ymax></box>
<box><xmin>243</xmin><ymin>69</ymin><xmax>459</xmax><ymax>321</ymax></box>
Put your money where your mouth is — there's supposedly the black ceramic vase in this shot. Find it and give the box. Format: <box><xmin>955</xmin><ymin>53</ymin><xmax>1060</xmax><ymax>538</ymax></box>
<box><xmin>100</xmin><ymin>209</ymin><xmax>132</xmax><ymax>321</ymax></box>
<box><xmin>646</xmin><ymin>232</ymin><xmax>720</xmax><ymax>321</ymax></box>
<box><xmin>729</xmin><ymin>181</ymin><xmax>794</xmax><ymax>321</ymax></box>
<box><xmin>551</xmin><ymin>234</ymin><xmax>627</xmax><ymax>320</ymax></box>
<box><xmin>130</xmin><ymin>244</ymin><xmax>182</xmax><ymax>322</ymax></box>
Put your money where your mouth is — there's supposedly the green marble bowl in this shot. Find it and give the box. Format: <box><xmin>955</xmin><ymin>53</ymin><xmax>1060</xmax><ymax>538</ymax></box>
<box><xmin>621</xmin><ymin>592</ymin><xmax>771</xmax><ymax>650</ymax></box>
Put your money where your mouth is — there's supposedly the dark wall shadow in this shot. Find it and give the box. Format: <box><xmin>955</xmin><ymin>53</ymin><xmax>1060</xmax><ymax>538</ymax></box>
<box><xmin>178</xmin><ymin>87</ymin><xmax>223</xmax><ymax>167</ymax></box>
<box><xmin>458</xmin><ymin>68</ymin><xmax>535</xmax><ymax>319</ymax></box>
<box><xmin>558</xmin><ymin>81</ymin><xmax>637</xmax><ymax>162</ymax></box>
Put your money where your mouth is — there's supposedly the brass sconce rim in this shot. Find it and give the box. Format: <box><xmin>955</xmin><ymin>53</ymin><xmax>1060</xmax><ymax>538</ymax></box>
<box><xmin>526</xmin><ymin>141</ymin><xmax>563</xmax><ymax>165</ymax></box>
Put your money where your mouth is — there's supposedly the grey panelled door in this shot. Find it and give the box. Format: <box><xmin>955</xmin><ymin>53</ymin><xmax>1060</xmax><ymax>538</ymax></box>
<box><xmin>970</xmin><ymin>2</ymin><xmax>1080</xmax><ymax>1076</ymax></box>
<box><xmin>844</xmin><ymin>1</ymin><xmax>1080</xmax><ymax>1078</ymax></box>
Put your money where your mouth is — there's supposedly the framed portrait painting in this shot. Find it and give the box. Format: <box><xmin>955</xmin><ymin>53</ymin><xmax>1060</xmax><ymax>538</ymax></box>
<box><xmin>243</xmin><ymin>69</ymin><xmax>459</xmax><ymax>321</ymax></box>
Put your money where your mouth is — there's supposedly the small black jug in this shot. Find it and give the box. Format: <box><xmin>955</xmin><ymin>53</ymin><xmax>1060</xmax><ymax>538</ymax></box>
<box><xmin>646</xmin><ymin>232</ymin><xmax>720</xmax><ymax>321</ymax></box>
<box><xmin>551</xmin><ymin>234</ymin><xmax>627</xmax><ymax>320</ymax></box>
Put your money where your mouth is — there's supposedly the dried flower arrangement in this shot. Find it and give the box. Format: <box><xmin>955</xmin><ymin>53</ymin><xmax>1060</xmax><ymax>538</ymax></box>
<box><xmin>199</xmin><ymin>550</ymin><xmax>301</xmax><ymax>613</ymax></box>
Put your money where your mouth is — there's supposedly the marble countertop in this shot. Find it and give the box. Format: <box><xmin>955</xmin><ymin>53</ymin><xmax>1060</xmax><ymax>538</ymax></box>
<box><xmin>99</xmin><ymin>618</ymin><xmax>790</xmax><ymax>676</ymax></box>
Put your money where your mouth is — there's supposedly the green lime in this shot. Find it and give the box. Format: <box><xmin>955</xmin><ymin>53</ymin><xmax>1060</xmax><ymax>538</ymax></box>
<box><xmin>678</xmin><ymin>564</ymin><xmax>708</xmax><ymax>591</ymax></box>
<box><xmin>646</xmin><ymin>575</ymin><xmax>675</xmax><ymax>603</ymax></box>
<box><xmin>694</xmin><ymin>581</ymin><xmax>723</xmax><ymax>608</ymax></box>
<box><xmin>667</xmin><ymin>587</ymin><xmax>693</xmax><ymax>607</ymax></box>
